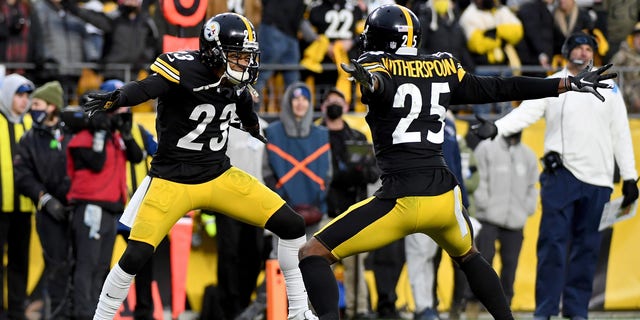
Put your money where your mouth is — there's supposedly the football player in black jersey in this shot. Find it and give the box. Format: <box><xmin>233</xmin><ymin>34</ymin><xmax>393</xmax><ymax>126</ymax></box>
<box><xmin>296</xmin><ymin>4</ymin><xmax>616</xmax><ymax>320</ymax></box>
<box><xmin>83</xmin><ymin>13</ymin><xmax>318</xmax><ymax>320</ymax></box>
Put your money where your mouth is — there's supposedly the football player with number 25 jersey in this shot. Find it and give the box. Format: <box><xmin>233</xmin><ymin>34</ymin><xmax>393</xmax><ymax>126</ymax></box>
<box><xmin>297</xmin><ymin>4</ymin><xmax>617</xmax><ymax>320</ymax></box>
<box><xmin>84</xmin><ymin>13</ymin><xmax>318</xmax><ymax>320</ymax></box>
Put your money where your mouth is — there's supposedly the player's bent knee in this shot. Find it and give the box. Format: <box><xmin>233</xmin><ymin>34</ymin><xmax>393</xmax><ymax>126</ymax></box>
<box><xmin>119</xmin><ymin>240</ymin><xmax>155</xmax><ymax>274</ymax></box>
<box><xmin>452</xmin><ymin>246</ymin><xmax>480</xmax><ymax>266</ymax></box>
<box><xmin>299</xmin><ymin>237</ymin><xmax>334</xmax><ymax>262</ymax></box>
<box><xmin>264</xmin><ymin>204</ymin><xmax>305</xmax><ymax>239</ymax></box>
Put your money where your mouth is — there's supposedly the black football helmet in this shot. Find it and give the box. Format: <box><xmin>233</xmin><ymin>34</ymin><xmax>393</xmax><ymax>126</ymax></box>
<box><xmin>200</xmin><ymin>13</ymin><xmax>260</xmax><ymax>85</ymax></box>
<box><xmin>360</xmin><ymin>4</ymin><xmax>421</xmax><ymax>54</ymax></box>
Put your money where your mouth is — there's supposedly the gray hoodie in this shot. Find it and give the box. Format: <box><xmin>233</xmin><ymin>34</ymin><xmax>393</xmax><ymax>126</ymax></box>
<box><xmin>279</xmin><ymin>82</ymin><xmax>314</xmax><ymax>138</ymax></box>
<box><xmin>0</xmin><ymin>74</ymin><xmax>34</xmax><ymax>123</ymax></box>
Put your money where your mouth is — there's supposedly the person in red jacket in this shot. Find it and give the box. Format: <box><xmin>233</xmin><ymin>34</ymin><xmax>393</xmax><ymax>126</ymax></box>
<box><xmin>66</xmin><ymin>107</ymin><xmax>143</xmax><ymax>320</ymax></box>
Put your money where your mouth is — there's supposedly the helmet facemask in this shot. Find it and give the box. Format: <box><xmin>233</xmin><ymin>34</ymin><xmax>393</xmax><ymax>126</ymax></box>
<box><xmin>222</xmin><ymin>42</ymin><xmax>260</xmax><ymax>85</ymax></box>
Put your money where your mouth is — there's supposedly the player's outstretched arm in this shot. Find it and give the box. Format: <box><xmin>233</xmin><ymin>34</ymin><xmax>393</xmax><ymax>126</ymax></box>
<box><xmin>561</xmin><ymin>61</ymin><xmax>617</xmax><ymax>102</ymax></box>
<box><xmin>340</xmin><ymin>59</ymin><xmax>377</xmax><ymax>92</ymax></box>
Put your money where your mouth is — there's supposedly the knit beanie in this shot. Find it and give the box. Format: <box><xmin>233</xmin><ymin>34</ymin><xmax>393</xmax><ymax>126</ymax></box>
<box><xmin>291</xmin><ymin>85</ymin><xmax>311</xmax><ymax>102</ymax></box>
<box><xmin>31</xmin><ymin>81</ymin><xmax>64</xmax><ymax>109</ymax></box>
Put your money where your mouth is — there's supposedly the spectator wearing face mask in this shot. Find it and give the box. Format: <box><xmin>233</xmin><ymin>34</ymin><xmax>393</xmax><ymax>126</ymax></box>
<box><xmin>14</xmin><ymin>81</ymin><xmax>74</xmax><ymax>319</ymax></box>
<box><xmin>318</xmin><ymin>87</ymin><xmax>379</xmax><ymax>318</ymax></box>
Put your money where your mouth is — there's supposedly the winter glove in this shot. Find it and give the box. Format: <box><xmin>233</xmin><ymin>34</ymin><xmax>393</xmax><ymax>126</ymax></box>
<box><xmin>470</xmin><ymin>114</ymin><xmax>498</xmax><ymax>140</ymax></box>
<box><xmin>83</xmin><ymin>90</ymin><xmax>122</xmax><ymax>118</ymax></box>
<box><xmin>38</xmin><ymin>193</ymin><xmax>67</xmax><ymax>222</ymax></box>
<box><xmin>340</xmin><ymin>59</ymin><xmax>375</xmax><ymax>92</ymax></box>
<box><xmin>243</xmin><ymin>124</ymin><xmax>268</xmax><ymax>144</ymax></box>
<box><xmin>565</xmin><ymin>61</ymin><xmax>617</xmax><ymax>102</ymax></box>
<box><xmin>621</xmin><ymin>179</ymin><xmax>639</xmax><ymax>209</ymax></box>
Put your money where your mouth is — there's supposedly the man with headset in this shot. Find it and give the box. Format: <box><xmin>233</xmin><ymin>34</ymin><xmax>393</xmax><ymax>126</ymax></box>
<box><xmin>473</xmin><ymin>31</ymin><xmax>638</xmax><ymax>320</ymax></box>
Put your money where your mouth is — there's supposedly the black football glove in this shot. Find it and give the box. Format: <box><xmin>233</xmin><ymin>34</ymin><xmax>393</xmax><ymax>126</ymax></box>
<box><xmin>83</xmin><ymin>90</ymin><xmax>122</xmax><ymax>118</ymax></box>
<box><xmin>470</xmin><ymin>114</ymin><xmax>498</xmax><ymax>140</ymax></box>
<box><xmin>38</xmin><ymin>193</ymin><xmax>67</xmax><ymax>222</ymax></box>
<box><xmin>340</xmin><ymin>59</ymin><xmax>375</xmax><ymax>92</ymax></box>
<box><xmin>243</xmin><ymin>124</ymin><xmax>268</xmax><ymax>144</ymax></box>
<box><xmin>621</xmin><ymin>179</ymin><xmax>639</xmax><ymax>209</ymax></box>
<box><xmin>565</xmin><ymin>61</ymin><xmax>617</xmax><ymax>102</ymax></box>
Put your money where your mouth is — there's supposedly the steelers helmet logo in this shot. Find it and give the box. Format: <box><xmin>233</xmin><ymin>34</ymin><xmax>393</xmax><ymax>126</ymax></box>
<box><xmin>204</xmin><ymin>21</ymin><xmax>220</xmax><ymax>41</ymax></box>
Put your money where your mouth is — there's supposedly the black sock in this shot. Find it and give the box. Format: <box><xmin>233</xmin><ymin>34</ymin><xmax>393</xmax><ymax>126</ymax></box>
<box><xmin>299</xmin><ymin>256</ymin><xmax>340</xmax><ymax>320</ymax></box>
<box><xmin>459</xmin><ymin>253</ymin><xmax>514</xmax><ymax>320</ymax></box>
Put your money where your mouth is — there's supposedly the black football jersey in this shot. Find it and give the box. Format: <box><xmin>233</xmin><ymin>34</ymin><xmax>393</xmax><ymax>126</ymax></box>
<box><xmin>146</xmin><ymin>50</ymin><xmax>258</xmax><ymax>184</ymax></box>
<box><xmin>358</xmin><ymin>50</ymin><xmax>558</xmax><ymax>198</ymax></box>
<box><xmin>307</xmin><ymin>0</ymin><xmax>364</xmax><ymax>41</ymax></box>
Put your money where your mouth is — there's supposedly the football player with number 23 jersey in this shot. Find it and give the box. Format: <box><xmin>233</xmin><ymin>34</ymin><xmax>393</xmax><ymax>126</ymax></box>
<box><xmin>297</xmin><ymin>4</ymin><xmax>617</xmax><ymax>320</ymax></box>
<box><xmin>84</xmin><ymin>13</ymin><xmax>318</xmax><ymax>320</ymax></box>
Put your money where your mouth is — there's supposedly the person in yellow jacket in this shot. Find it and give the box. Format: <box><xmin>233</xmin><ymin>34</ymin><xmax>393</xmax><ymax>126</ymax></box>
<box><xmin>459</xmin><ymin>0</ymin><xmax>523</xmax><ymax>114</ymax></box>
<box><xmin>0</xmin><ymin>73</ymin><xmax>35</xmax><ymax>319</ymax></box>
<box><xmin>459</xmin><ymin>0</ymin><xmax>523</xmax><ymax>66</ymax></box>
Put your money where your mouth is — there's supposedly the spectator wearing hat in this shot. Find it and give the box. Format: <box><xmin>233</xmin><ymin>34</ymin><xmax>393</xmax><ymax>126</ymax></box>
<box><xmin>0</xmin><ymin>73</ymin><xmax>35</xmax><ymax>320</ymax></box>
<box><xmin>14</xmin><ymin>80</ymin><xmax>74</xmax><ymax>319</ymax></box>
<box><xmin>610</xmin><ymin>22</ymin><xmax>640</xmax><ymax>114</ymax></box>
<box><xmin>263</xmin><ymin>82</ymin><xmax>331</xmax><ymax>237</ymax></box>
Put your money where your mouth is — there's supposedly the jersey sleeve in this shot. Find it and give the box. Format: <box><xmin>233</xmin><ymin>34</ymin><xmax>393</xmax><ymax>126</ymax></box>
<box><xmin>451</xmin><ymin>73</ymin><xmax>559</xmax><ymax>105</ymax></box>
<box><xmin>357</xmin><ymin>52</ymin><xmax>394</xmax><ymax>103</ymax></box>
<box><xmin>150</xmin><ymin>52</ymin><xmax>182</xmax><ymax>84</ymax></box>
<box><xmin>357</xmin><ymin>52</ymin><xmax>391</xmax><ymax>78</ymax></box>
